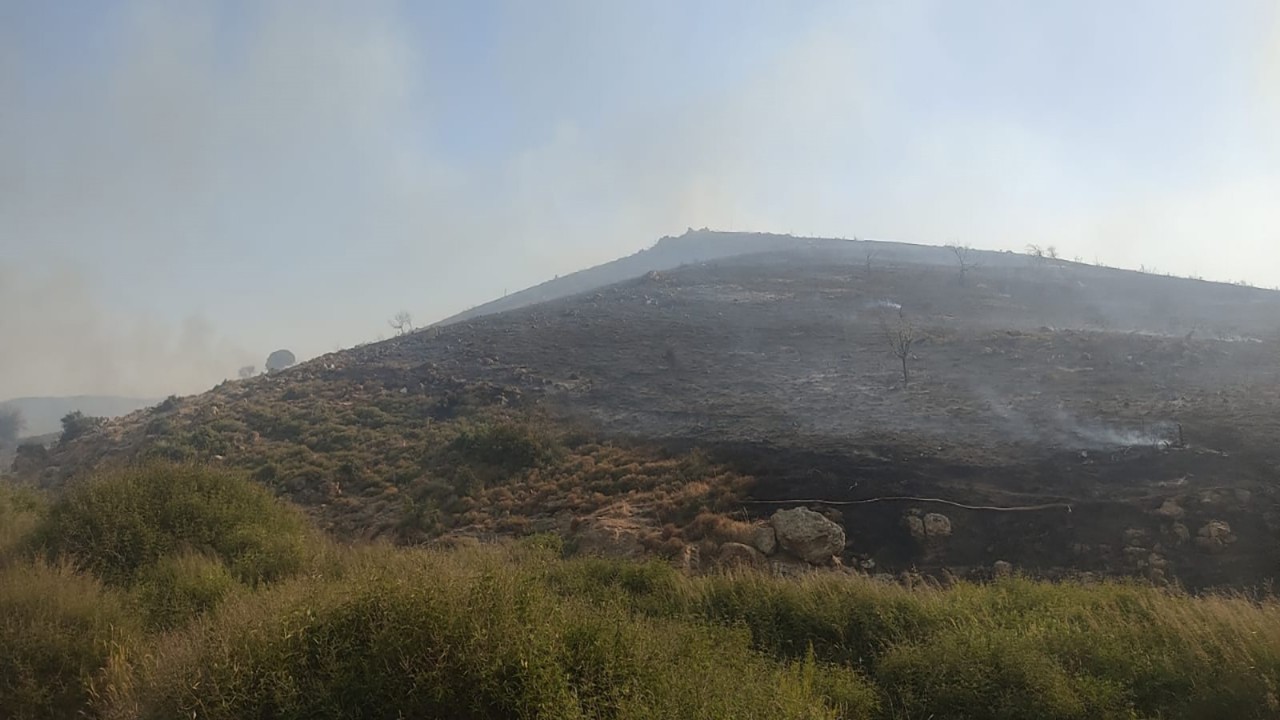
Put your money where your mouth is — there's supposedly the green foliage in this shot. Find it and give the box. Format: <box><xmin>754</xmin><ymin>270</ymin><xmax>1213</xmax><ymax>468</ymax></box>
<box><xmin>114</xmin><ymin>550</ymin><xmax>856</xmax><ymax>720</ymax></box>
<box><xmin>59</xmin><ymin>411</ymin><xmax>105</xmax><ymax>443</ymax></box>
<box><xmin>448</xmin><ymin>420</ymin><xmax>560</xmax><ymax>472</ymax></box>
<box><xmin>10</xmin><ymin>459</ymin><xmax>1280</xmax><ymax>719</ymax></box>
<box><xmin>59</xmin><ymin>409</ymin><xmax>105</xmax><ymax>443</ymax></box>
<box><xmin>132</xmin><ymin>551</ymin><xmax>239</xmax><ymax>630</ymax></box>
<box><xmin>32</xmin><ymin>463</ymin><xmax>313</xmax><ymax>586</ymax></box>
<box><xmin>155</xmin><ymin>396</ymin><xmax>181</xmax><ymax>413</ymax></box>
<box><xmin>0</xmin><ymin>561</ymin><xmax>139</xmax><ymax>720</ymax></box>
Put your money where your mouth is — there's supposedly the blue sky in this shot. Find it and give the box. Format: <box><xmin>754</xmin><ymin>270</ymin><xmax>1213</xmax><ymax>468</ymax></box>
<box><xmin>2</xmin><ymin>0</ymin><xmax>1278</xmax><ymax>398</ymax></box>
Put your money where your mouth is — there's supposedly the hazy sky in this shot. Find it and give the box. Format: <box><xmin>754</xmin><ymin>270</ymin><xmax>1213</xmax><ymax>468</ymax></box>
<box><xmin>2</xmin><ymin>0</ymin><xmax>1278</xmax><ymax>399</ymax></box>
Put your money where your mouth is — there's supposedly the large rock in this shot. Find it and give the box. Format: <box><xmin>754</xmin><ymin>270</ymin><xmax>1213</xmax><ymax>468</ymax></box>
<box><xmin>770</xmin><ymin>507</ymin><xmax>845</xmax><ymax>564</ymax></box>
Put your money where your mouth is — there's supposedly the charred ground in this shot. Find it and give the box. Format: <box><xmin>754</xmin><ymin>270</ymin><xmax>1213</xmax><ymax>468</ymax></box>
<box><xmin>13</xmin><ymin>233</ymin><xmax>1280</xmax><ymax>588</ymax></box>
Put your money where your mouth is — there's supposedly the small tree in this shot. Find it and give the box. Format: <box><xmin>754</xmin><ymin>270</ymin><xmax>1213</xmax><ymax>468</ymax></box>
<box><xmin>389</xmin><ymin>311</ymin><xmax>414</xmax><ymax>336</ymax></box>
<box><xmin>880</xmin><ymin>308</ymin><xmax>917</xmax><ymax>387</ymax></box>
<box><xmin>60</xmin><ymin>411</ymin><xmax>104</xmax><ymax>443</ymax></box>
<box><xmin>237</xmin><ymin>365</ymin><xmax>256</xmax><ymax>380</ymax></box>
<box><xmin>946</xmin><ymin>243</ymin><xmax>977</xmax><ymax>285</ymax></box>
<box><xmin>265</xmin><ymin>349</ymin><xmax>296</xmax><ymax>373</ymax></box>
<box><xmin>864</xmin><ymin>248</ymin><xmax>880</xmax><ymax>275</ymax></box>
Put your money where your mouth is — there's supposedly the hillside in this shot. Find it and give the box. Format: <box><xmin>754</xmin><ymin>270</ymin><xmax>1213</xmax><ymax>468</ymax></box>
<box><xmin>14</xmin><ymin>232</ymin><xmax>1280</xmax><ymax>588</ymax></box>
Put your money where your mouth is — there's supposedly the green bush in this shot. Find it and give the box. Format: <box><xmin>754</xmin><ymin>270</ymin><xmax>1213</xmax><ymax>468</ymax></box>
<box><xmin>132</xmin><ymin>551</ymin><xmax>240</xmax><ymax>630</ymax></box>
<box><xmin>59</xmin><ymin>411</ymin><xmax>105</xmax><ymax>443</ymax></box>
<box><xmin>0</xmin><ymin>561</ymin><xmax>139</xmax><ymax>720</ymax></box>
<box><xmin>32</xmin><ymin>463</ymin><xmax>313</xmax><ymax>585</ymax></box>
<box><xmin>114</xmin><ymin>549</ymin><xmax>863</xmax><ymax>720</ymax></box>
<box><xmin>448</xmin><ymin>421</ymin><xmax>560</xmax><ymax>472</ymax></box>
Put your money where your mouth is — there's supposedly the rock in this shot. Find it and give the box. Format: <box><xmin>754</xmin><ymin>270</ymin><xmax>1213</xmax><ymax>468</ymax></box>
<box><xmin>1234</xmin><ymin>489</ymin><xmax>1253</xmax><ymax>505</ymax></box>
<box><xmin>993</xmin><ymin>560</ymin><xmax>1014</xmax><ymax>577</ymax></box>
<box><xmin>923</xmin><ymin>513</ymin><xmax>952</xmax><ymax>537</ymax></box>
<box><xmin>1154</xmin><ymin>498</ymin><xmax>1185</xmax><ymax>519</ymax></box>
<box><xmin>717</xmin><ymin>542</ymin><xmax>766</xmax><ymax>570</ymax></box>
<box><xmin>1195</xmin><ymin>520</ymin><xmax>1236</xmax><ymax>551</ymax></box>
<box><xmin>572</xmin><ymin>517</ymin><xmax>646</xmax><ymax>559</ymax></box>
<box><xmin>770</xmin><ymin>507</ymin><xmax>846</xmax><ymax>564</ymax></box>
<box><xmin>904</xmin><ymin>515</ymin><xmax>926</xmax><ymax>539</ymax></box>
<box><xmin>751</xmin><ymin>525</ymin><xmax>778</xmax><ymax>556</ymax></box>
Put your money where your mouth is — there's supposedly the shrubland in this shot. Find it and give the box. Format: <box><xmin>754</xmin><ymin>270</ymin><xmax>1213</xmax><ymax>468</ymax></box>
<box><xmin>2</xmin><ymin>463</ymin><xmax>1279</xmax><ymax>719</ymax></box>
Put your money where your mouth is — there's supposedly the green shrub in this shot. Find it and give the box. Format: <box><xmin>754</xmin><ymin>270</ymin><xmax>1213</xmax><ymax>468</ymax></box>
<box><xmin>132</xmin><ymin>551</ymin><xmax>240</xmax><ymax>630</ymax></box>
<box><xmin>59</xmin><ymin>411</ymin><xmax>105</xmax><ymax>443</ymax></box>
<box><xmin>448</xmin><ymin>421</ymin><xmax>560</xmax><ymax>472</ymax></box>
<box><xmin>0</xmin><ymin>561</ymin><xmax>139</xmax><ymax>720</ymax></box>
<box><xmin>115</xmin><ymin>549</ymin><xmax>859</xmax><ymax>720</ymax></box>
<box><xmin>32</xmin><ymin>463</ymin><xmax>313</xmax><ymax>585</ymax></box>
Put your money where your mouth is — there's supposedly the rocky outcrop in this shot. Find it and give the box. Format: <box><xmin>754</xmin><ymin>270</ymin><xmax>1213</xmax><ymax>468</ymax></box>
<box><xmin>770</xmin><ymin>507</ymin><xmax>845</xmax><ymax>564</ymax></box>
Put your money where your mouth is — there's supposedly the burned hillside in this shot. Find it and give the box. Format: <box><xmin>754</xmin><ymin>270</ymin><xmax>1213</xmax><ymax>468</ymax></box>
<box><xmin>14</xmin><ymin>236</ymin><xmax>1280</xmax><ymax>588</ymax></box>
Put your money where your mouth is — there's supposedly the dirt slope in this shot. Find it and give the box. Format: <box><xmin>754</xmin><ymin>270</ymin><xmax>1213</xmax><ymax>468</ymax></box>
<box><xmin>14</xmin><ymin>236</ymin><xmax>1280</xmax><ymax>587</ymax></box>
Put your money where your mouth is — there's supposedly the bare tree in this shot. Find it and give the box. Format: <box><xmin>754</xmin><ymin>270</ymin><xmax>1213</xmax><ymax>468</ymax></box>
<box><xmin>880</xmin><ymin>308</ymin><xmax>917</xmax><ymax>387</ymax></box>
<box><xmin>1046</xmin><ymin>245</ymin><xmax>1059</xmax><ymax>260</ymax></box>
<box><xmin>946</xmin><ymin>243</ymin><xmax>977</xmax><ymax>285</ymax></box>
<box><xmin>389</xmin><ymin>311</ymin><xmax>414</xmax><ymax>336</ymax></box>
<box><xmin>1025</xmin><ymin>243</ymin><xmax>1045</xmax><ymax>259</ymax></box>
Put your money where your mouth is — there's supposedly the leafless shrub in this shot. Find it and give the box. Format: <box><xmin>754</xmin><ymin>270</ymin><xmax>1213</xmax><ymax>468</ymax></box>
<box><xmin>946</xmin><ymin>243</ymin><xmax>977</xmax><ymax>285</ymax></box>
<box><xmin>879</xmin><ymin>308</ymin><xmax>917</xmax><ymax>387</ymax></box>
<box><xmin>389</xmin><ymin>311</ymin><xmax>414</xmax><ymax>336</ymax></box>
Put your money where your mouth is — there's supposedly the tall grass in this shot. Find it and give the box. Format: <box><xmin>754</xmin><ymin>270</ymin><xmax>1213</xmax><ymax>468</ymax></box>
<box><xmin>5</xmin><ymin>467</ymin><xmax>1280</xmax><ymax>719</ymax></box>
<box><xmin>107</xmin><ymin>547</ymin><xmax>870</xmax><ymax>720</ymax></box>
<box><xmin>0</xmin><ymin>561</ymin><xmax>138</xmax><ymax>720</ymax></box>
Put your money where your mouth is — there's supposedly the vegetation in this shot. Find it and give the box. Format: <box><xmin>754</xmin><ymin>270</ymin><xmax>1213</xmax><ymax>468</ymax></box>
<box><xmin>2</xmin><ymin>463</ymin><xmax>1280</xmax><ymax>719</ymax></box>
<box><xmin>59</xmin><ymin>410</ymin><xmax>105</xmax><ymax>443</ymax></box>
<box><xmin>30</xmin><ymin>463</ymin><xmax>313</xmax><ymax>586</ymax></box>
